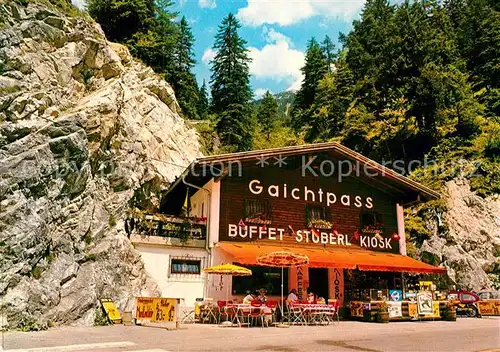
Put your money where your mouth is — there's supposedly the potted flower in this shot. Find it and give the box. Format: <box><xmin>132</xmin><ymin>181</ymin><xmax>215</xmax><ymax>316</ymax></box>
<box><xmin>308</xmin><ymin>219</ymin><xmax>333</xmax><ymax>230</ymax></box>
<box><xmin>442</xmin><ymin>300</ymin><xmax>456</xmax><ymax>321</ymax></box>
<box><xmin>376</xmin><ymin>298</ymin><xmax>389</xmax><ymax>323</ymax></box>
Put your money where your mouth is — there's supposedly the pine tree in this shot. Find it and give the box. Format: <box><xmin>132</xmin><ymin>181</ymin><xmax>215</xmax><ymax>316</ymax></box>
<box><xmin>171</xmin><ymin>16</ymin><xmax>199</xmax><ymax>119</ymax></box>
<box><xmin>197</xmin><ymin>80</ymin><xmax>209</xmax><ymax>120</ymax></box>
<box><xmin>258</xmin><ymin>91</ymin><xmax>279</xmax><ymax>140</ymax></box>
<box><xmin>321</xmin><ymin>35</ymin><xmax>336</xmax><ymax>73</ymax></box>
<box><xmin>291</xmin><ymin>38</ymin><xmax>328</xmax><ymax>130</ymax></box>
<box><xmin>210</xmin><ymin>13</ymin><xmax>253</xmax><ymax>150</ymax></box>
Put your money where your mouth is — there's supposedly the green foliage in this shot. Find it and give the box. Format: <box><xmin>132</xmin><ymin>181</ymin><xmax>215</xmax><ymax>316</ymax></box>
<box><xmin>88</xmin><ymin>0</ymin><xmax>201</xmax><ymax>119</ymax></box>
<box><xmin>31</xmin><ymin>266</ymin><xmax>42</xmax><ymax>279</ymax></box>
<box><xmin>82</xmin><ymin>69</ymin><xmax>93</xmax><ymax>87</ymax></box>
<box><xmin>292</xmin><ymin>37</ymin><xmax>328</xmax><ymax>127</ymax></box>
<box><xmin>210</xmin><ymin>13</ymin><xmax>253</xmax><ymax>151</ymax></box>
<box><xmin>197</xmin><ymin>80</ymin><xmax>209</xmax><ymax>120</ymax></box>
<box><xmin>170</xmin><ymin>16</ymin><xmax>199</xmax><ymax>119</ymax></box>
<box><xmin>109</xmin><ymin>214</ymin><xmax>117</xmax><ymax>227</ymax></box>
<box><xmin>256</xmin><ymin>91</ymin><xmax>279</xmax><ymax>140</ymax></box>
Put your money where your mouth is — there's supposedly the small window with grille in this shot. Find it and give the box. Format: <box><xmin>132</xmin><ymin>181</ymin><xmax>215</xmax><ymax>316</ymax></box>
<box><xmin>305</xmin><ymin>205</ymin><xmax>332</xmax><ymax>229</ymax></box>
<box><xmin>360</xmin><ymin>211</ymin><xmax>384</xmax><ymax>233</ymax></box>
<box><xmin>170</xmin><ymin>259</ymin><xmax>201</xmax><ymax>275</ymax></box>
<box><xmin>244</xmin><ymin>199</ymin><xmax>272</xmax><ymax>224</ymax></box>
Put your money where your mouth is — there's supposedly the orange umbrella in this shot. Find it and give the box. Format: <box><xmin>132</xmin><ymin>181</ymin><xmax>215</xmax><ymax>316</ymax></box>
<box><xmin>257</xmin><ymin>251</ymin><xmax>309</xmax><ymax>321</ymax></box>
<box><xmin>257</xmin><ymin>251</ymin><xmax>309</xmax><ymax>267</ymax></box>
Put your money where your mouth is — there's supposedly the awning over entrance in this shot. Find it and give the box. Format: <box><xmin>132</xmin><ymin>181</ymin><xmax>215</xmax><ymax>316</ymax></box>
<box><xmin>217</xmin><ymin>243</ymin><xmax>446</xmax><ymax>274</ymax></box>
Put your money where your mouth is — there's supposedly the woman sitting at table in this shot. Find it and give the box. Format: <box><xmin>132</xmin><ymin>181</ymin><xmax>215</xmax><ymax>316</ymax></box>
<box><xmin>307</xmin><ymin>291</ymin><xmax>317</xmax><ymax>304</ymax></box>
<box><xmin>287</xmin><ymin>288</ymin><xmax>298</xmax><ymax>302</ymax></box>
<box><xmin>243</xmin><ymin>291</ymin><xmax>255</xmax><ymax>304</ymax></box>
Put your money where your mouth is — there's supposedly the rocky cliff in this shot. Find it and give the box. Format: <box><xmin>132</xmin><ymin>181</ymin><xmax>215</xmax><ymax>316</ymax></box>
<box><xmin>0</xmin><ymin>0</ymin><xmax>202</xmax><ymax>330</ymax></box>
<box><xmin>418</xmin><ymin>177</ymin><xmax>500</xmax><ymax>291</ymax></box>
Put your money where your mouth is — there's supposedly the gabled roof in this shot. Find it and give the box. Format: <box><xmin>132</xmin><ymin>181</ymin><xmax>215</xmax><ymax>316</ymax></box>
<box><xmin>161</xmin><ymin>142</ymin><xmax>439</xmax><ymax>214</ymax></box>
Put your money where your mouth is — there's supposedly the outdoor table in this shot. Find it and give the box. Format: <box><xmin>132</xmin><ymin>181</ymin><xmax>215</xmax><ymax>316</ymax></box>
<box><xmin>199</xmin><ymin>303</ymin><xmax>218</xmax><ymax>324</ymax></box>
<box><xmin>291</xmin><ymin>304</ymin><xmax>336</xmax><ymax>325</ymax></box>
<box><xmin>225</xmin><ymin>304</ymin><xmax>276</xmax><ymax>327</ymax></box>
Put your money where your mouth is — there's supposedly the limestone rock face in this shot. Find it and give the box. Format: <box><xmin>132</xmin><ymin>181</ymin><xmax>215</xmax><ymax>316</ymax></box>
<box><xmin>419</xmin><ymin>178</ymin><xmax>500</xmax><ymax>291</ymax></box>
<box><xmin>0</xmin><ymin>2</ymin><xmax>202</xmax><ymax>329</ymax></box>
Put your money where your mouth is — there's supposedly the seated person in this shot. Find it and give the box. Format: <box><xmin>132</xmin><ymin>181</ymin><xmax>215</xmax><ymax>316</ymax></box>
<box><xmin>316</xmin><ymin>296</ymin><xmax>326</xmax><ymax>304</ymax></box>
<box><xmin>287</xmin><ymin>288</ymin><xmax>299</xmax><ymax>302</ymax></box>
<box><xmin>307</xmin><ymin>291</ymin><xmax>316</xmax><ymax>304</ymax></box>
<box><xmin>257</xmin><ymin>288</ymin><xmax>268</xmax><ymax>303</ymax></box>
<box><xmin>243</xmin><ymin>291</ymin><xmax>255</xmax><ymax>304</ymax></box>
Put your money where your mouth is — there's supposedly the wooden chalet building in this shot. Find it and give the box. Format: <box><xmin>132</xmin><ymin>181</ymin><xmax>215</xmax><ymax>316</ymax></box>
<box><xmin>129</xmin><ymin>142</ymin><xmax>445</xmax><ymax>309</ymax></box>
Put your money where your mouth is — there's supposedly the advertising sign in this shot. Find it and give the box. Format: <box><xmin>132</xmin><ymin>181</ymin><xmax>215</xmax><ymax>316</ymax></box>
<box><xmin>432</xmin><ymin>301</ymin><xmax>440</xmax><ymax>317</ymax></box>
<box><xmin>417</xmin><ymin>291</ymin><xmax>433</xmax><ymax>315</ymax></box>
<box><xmin>388</xmin><ymin>302</ymin><xmax>402</xmax><ymax>318</ymax></box>
<box><xmin>136</xmin><ymin>297</ymin><xmax>177</xmax><ymax>322</ymax></box>
<box><xmin>477</xmin><ymin>300</ymin><xmax>500</xmax><ymax>316</ymax></box>
<box><xmin>350</xmin><ymin>301</ymin><xmax>364</xmax><ymax>317</ymax></box>
<box><xmin>329</xmin><ymin>268</ymin><xmax>344</xmax><ymax>304</ymax></box>
<box><xmin>408</xmin><ymin>302</ymin><xmax>418</xmax><ymax>318</ymax></box>
<box><xmin>100</xmin><ymin>298</ymin><xmax>121</xmax><ymax>323</ymax></box>
<box><xmin>389</xmin><ymin>290</ymin><xmax>403</xmax><ymax>301</ymax></box>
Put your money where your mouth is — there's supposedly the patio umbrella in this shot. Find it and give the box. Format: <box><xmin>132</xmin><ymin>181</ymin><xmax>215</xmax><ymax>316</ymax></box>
<box><xmin>204</xmin><ymin>263</ymin><xmax>252</xmax><ymax>302</ymax></box>
<box><xmin>256</xmin><ymin>251</ymin><xmax>309</xmax><ymax>320</ymax></box>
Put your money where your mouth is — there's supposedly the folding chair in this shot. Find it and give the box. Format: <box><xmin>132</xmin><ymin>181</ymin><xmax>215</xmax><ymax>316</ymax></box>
<box><xmin>180</xmin><ymin>306</ymin><xmax>195</xmax><ymax>324</ymax></box>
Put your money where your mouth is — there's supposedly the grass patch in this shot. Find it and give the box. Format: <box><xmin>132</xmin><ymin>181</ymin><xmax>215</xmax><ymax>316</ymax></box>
<box><xmin>108</xmin><ymin>215</ymin><xmax>117</xmax><ymax>227</ymax></box>
<box><xmin>0</xmin><ymin>86</ymin><xmax>21</xmax><ymax>94</ymax></box>
<box><xmin>31</xmin><ymin>266</ymin><xmax>42</xmax><ymax>279</ymax></box>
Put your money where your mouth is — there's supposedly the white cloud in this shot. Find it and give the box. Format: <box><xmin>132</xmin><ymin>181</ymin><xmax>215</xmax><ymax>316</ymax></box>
<box><xmin>237</xmin><ymin>0</ymin><xmax>365</xmax><ymax>27</ymax></box>
<box><xmin>202</xmin><ymin>48</ymin><xmax>217</xmax><ymax>65</ymax></box>
<box><xmin>248</xmin><ymin>28</ymin><xmax>304</xmax><ymax>91</ymax></box>
<box><xmin>199</xmin><ymin>0</ymin><xmax>216</xmax><ymax>9</ymax></box>
<box><xmin>71</xmin><ymin>0</ymin><xmax>86</xmax><ymax>9</ymax></box>
<box><xmin>254</xmin><ymin>88</ymin><xmax>271</xmax><ymax>99</ymax></box>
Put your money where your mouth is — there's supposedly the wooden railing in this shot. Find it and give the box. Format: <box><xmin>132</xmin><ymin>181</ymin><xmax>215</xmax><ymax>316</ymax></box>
<box><xmin>127</xmin><ymin>212</ymin><xmax>207</xmax><ymax>243</ymax></box>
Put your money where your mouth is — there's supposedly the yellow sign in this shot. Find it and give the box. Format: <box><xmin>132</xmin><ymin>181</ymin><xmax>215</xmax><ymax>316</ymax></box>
<box><xmin>419</xmin><ymin>281</ymin><xmax>433</xmax><ymax>291</ymax></box>
<box><xmin>408</xmin><ymin>302</ymin><xmax>418</xmax><ymax>318</ymax></box>
<box><xmin>100</xmin><ymin>298</ymin><xmax>121</xmax><ymax>323</ymax></box>
<box><xmin>478</xmin><ymin>300</ymin><xmax>500</xmax><ymax>316</ymax></box>
<box><xmin>432</xmin><ymin>301</ymin><xmax>440</xmax><ymax>317</ymax></box>
<box><xmin>350</xmin><ymin>301</ymin><xmax>364</xmax><ymax>317</ymax></box>
<box><xmin>136</xmin><ymin>297</ymin><xmax>177</xmax><ymax>322</ymax></box>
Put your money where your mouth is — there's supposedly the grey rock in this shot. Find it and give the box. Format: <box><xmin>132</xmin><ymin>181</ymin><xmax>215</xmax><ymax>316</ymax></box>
<box><xmin>0</xmin><ymin>1</ymin><xmax>201</xmax><ymax>329</ymax></box>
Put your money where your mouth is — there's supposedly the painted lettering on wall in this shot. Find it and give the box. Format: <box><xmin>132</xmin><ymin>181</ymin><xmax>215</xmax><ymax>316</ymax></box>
<box><xmin>297</xmin><ymin>266</ymin><xmax>304</xmax><ymax>300</ymax></box>
<box><xmin>228</xmin><ymin>224</ymin><xmax>392</xmax><ymax>250</ymax></box>
<box><xmin>248</xmin><ymin>179</ymin><xmax>374</xmax><ymax>209</ymax></box>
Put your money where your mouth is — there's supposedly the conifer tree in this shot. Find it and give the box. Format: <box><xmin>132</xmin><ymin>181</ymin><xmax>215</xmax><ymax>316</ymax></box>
<box><xmin>171</xmin><ymin>16</ymin><xmax>199</xmax><ymax>119</ymax></box>
<box><xmin>321</xmin><ymin>35</ymin><xmax>337</xmax><ymax>73</ymax></box>
<box><xmin>291</xmin><ymin>38</ymin><xmax>328</xmax><ymax>129</ymax></box>
<box><xmin>197</xmin><ymin>80</ymin><xmax>209</xmax><ymax>120</ymax></box>
<box><xmin>210</xmin><ymin>13</ymin><xmax>253</xmax><ymax>150</ymax></box>
<box><xmin>258</xmin><ymin>91</ymin><xmax>279</xmax><ymax>140</ymax></box>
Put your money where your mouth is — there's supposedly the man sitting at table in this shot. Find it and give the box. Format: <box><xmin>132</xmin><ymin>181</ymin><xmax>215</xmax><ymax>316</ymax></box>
<box><xmin>257</xmin><ymin>288</ymin><xmax>268</xmax><ymax>303</ymax></box>
<box><xmin>243</xmin><ymin>291</ymin><xmax>255</xmax><ymax>304</ymax></box>
<box><xmin>287</xmin><ymin>288</ymin><xmax>298</xmax><ymax>302</ymax></box>
<box><xmin>307</xmin><ymin>291</ymin><xmax>317</xmax><ymax>303</ymax></box>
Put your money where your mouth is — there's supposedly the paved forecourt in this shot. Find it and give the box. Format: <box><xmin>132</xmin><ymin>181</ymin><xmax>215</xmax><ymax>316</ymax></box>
<box><xmin>2</xmin><ymin>318</ymin><xmax>500</xmax><ymax>352</ymax></box>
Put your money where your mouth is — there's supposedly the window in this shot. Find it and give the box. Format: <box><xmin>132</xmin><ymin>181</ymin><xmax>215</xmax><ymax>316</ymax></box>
<box><xmin>170</xmin><ymin>259</ymin><xmax>201</xmax><ymax>275</ymax></box>
<box><xmin>360</xmin><ymin>211</ymin><xmax>383</xmax><ymax>233</ymax></box>
<box><xmin>244</xmin><ymin>199</ymin><xmax>272</xmax><ymax>224</ymax></box>
<box><xmin>232</xmin><ymin>265</ymin><xmax>287</xmax><ymax>295</ymax></box>
<box><xmin>305</xmin><ymin>205</ymin><xmax>332</xmax><ymax>229</ymax></box>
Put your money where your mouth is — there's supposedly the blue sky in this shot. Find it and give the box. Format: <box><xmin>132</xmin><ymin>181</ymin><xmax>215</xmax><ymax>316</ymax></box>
<box><xmin>176</xmin><ymin>0</ymin><xmax>365</xmax><ymax>97</ymax></box>
<box><xmin>74</xmin><ymin>0</ymin><xmax>367</xmax><ymax>98</ymax></box>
